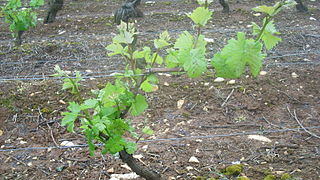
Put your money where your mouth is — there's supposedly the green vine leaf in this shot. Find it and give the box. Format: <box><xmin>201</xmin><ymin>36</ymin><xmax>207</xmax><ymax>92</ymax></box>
<box><xmin>85</xmin><ymin>129</ymin><xmax>96</xmax><ymax>156</ymax></box>
<box><xmin>197</xmin><ymin>0</ymin><xmax>213</xmax><ymax>6</ymax></box>
<box><xmin>183</xmin><ymin>48</ymin><xmax>207</xmax><ymax>78</ymax></box>
<box><xmin>61</xmin><ymin>112</ymin><xmax>77</xmax><ymax>132</ymax></box>
<box><xmin>174</xmin><ymin>31</ymin><xmax>194</xmax><ymax>50</ymax></box>
<box><xmin>142</xmin><ymin>126</ymin><xmax>154</xmax><ymax>135</ymax></box>
<box><xmin>252</xmin><ymin>20</ymin><xmax>282</xmax><ymax>50</ymax></box>
<box><xmin>211</xmin><ymin>32</ymin><xmax>265</xmax><ymax>78</ymax></box>
<box><xmin>67</xmin><ymin>102</ymin><xmax>81</xmax><ymax>113</ymax></box>
<box><xmin>81</xmin><ymin>99</ymin><xmax>98</xmax><ymax>110</ymax></box>
<box><xmin>159</xmin><ymin>30</ymin><xmax>170</xmax><ymax>41</ymax></box>
<box><xmin>252</xmin><ymin>0</ymin><xmax>296</xmax><ymax>17</ymax></box>
<box><xmin>152</xmin><ymin>53</ymin><xmax>163</xmax><ymax>65</ymax></box>
<box><xmin>130</xmin><ymin>94</ymin><xmax>148</xmax><ymax>116</ymax></box>
<box><xmin>188</xmin><ymin>6</ymin><xmax>212</xmax><ymax>26</ymax></box>
<box><xmin>140</xmin><ymin>74</ymin><xmax>159</xmax><ymax>92</ymax></box>
<box><xmin>125</xmin><ymin>142</ymin><xmax>137</xmax><ymax>154</ymax></box>
<box><xmin>29</xmin><ymin>0</ymin><xmax>44</xmax><ymax>7</ymax></box>
<box><xmin>165</xmin><ymin>49</ymin><xmax>179</xmax><ymax>68</ymax></box>
<box><xmin>105</xmin><ymin>118</ymin><xmax>129</xmax><ymax>136</ymax></box>
<box><xmin>113</xmin><ymin>31</ymin><xmax>135</xmax><ymax>44</ymax></box>
<box><xmin>2</xmin><ymin>0</ymin><xmax>43</xmax><ymax>38</ymax></box>
<box><xmin>104</xmin><ymin>136</ymin><xmax>126</xmax><ymax>154</ymax></box>
<box><xmin>252</xmin><ymin>4</ymin><xmax>277</xmax><ymax>16</ymax></box>
<box><xmin>154</xmin><ymin>39</ymin><xmax>170</xmax><ymax>49</ymax></box>
<box><xmin>106</xmin><ymin>43</ymin><xmax>125</xmax><ymax>56</ymax></box>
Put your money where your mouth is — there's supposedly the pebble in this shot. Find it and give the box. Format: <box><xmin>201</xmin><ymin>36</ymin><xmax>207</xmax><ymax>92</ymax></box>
<box><xmin>188</xmin><ymin>156</ymin><xmax>200</xmax><ymax>163</ymax></box>
<box><xmin>253</xmin><ymin>13</ymin><xmax>261</xmax><ymax>17</ymax></box>
<box><xmin>309</xmin><ymin>17</ymin><xmax>316</xmax><ymax>21</ymax></box>
<box><xmin>60</xmin><ymin>141</ymin><xmax>75</xmax><ymax>146</ymax></box>
<box><xmin>214</xmin><ymin>77</ymin><xmax>225</xmax><ymax>82</ymax></box>
<box><xmin>291</xmin><ymin>72</ymin><xmax>299</xmax><ymax>78</ymax></box>
<box><xmin>227</xmin><ymin>80</ymin><xmax>236</xmax><ymax>85</ymax></box>
<box><xmin>248</xmin><ymin>135</ymin><xmax>272</xmax><ymax>143</ymax></box>
<box><xmin>259</xmin><ymin>71</ymin><xmax>267</xmax><ymax>76</ymax></box>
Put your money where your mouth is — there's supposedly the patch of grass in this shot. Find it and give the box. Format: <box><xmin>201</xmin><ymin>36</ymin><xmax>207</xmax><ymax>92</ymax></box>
<box><xmin>0</xmin><ymin>93</ymin><xmax>17</xmax><ymax>112</ymax></box>
<box><xmin>169</xmin><ymin>15</ymin><xmax>187</xmax><ymax>22</ymax></box>
<box><xmin>160</xmin><ymin>1</ymin><xmax>172</xmax><ymax>6</ymax></box>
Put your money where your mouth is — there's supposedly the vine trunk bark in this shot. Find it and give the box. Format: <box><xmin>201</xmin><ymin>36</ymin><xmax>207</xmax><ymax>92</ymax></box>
<box><xmin>295</xmin><ymin>0</ymin><xmax>308</xmax><ymax>12</ymax></box>
<box><xmin>44</xmin><ymin>0</ymin><xmax>64</xmax><ymax>24</ymax></box>
<box><xmin>14</xmin><ymin>30</ymin><xmax>24</xmax><ymax>46</ymax></box>
<box><xmin>119</xmin><ymin>150</ymin><xmax>162</xmax><ymax>180</ymax></box>
<box><xmin>219</xmin><ymin>0</ymin><xmax>230</xmax><ymax>13</ymax></box>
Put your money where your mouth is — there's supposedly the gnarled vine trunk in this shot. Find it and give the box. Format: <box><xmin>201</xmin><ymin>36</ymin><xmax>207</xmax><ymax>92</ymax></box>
<box><xmin>219</xmin><ymin>0</ymin><xmax>230</xmax><ymax>13</ymax></box>
<box><xmin>119</xmin><ymin>150</ymin><xmax>162</xmax><ymax>180</ymax></box>
<box><xmin>14</xmin><ymin>30</ymin><xmax>24</xmax><ymax>46</ymax></box>
<box><xmin>295</xmin><ymin>0</ymin><xmax>308</xmax><ymax>12</ymax></box>
<box><xmin>44</xmin><ymin>0</ymin><xmax>63</xmax><ymax>24</ymax></box>
<box><xmin>99</xmin><ymin>127</ymin><xmax>162</xmax><ymax>179</ymax></box>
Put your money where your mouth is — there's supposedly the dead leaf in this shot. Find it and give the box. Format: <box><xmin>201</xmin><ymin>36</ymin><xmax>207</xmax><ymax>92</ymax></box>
<box><xmin>120</xmin><ymin>164</ymin><xmax>132</xmax><ymax>171</ymax></box>
<box><xmin>133</xmin><ymin>154</ymin><xmax>143</xmax><ymax>160</ymax></box>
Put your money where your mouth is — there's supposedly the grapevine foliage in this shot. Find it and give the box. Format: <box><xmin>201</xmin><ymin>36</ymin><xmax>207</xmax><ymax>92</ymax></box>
<box><xmin>56</xmin><ymin>0</ymin><xmax>296</xmax><ymax>158</ymax></box>
<box><xmin>252</xmin><ymin>19</ymin><xmax>281</xmax><ymax>50</ymax></box>
<box><xmin>211</xmin><ymin>32</ymin><xmax>264</xmax><ymax>78</ymax></box>
<box><xmin>59</xmin><ymin>75</ymin><xmax>149</xmax><ymax>155</ymax></box>
<box><xmin>1</xmin><ymin>0</ymin><xmax>44</xmax><ymax>44</ymax></box>
<box><xmin>168</xmin><ymin>31</ymin><xmax>208</xmax><ymax>77</ymax></box>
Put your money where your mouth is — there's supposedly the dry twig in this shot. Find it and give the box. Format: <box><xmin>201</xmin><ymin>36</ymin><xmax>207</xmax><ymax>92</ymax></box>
<box><xmin>221</xmin><ymin>89</ymin><xmax>234</xmax><ymax>107</ymax></box>
<box><xmin>287</xmin><ymin>106</ymin><xmax>320</xmax><ymax>139</ymax></box>
<box><xmin>37</xmin><ymin>108</ymin><xmax>59</xmax><ymax>147</ymax></box>
<box><xmin>4</xmin><ymin>154</ymin><xmax>50</xmax><ymax>175</ymax></box>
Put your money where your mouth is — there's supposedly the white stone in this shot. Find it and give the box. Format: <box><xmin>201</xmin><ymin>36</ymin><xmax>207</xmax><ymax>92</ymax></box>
<box><xmin>145</xmin><ymin>1</ymin><xmax>155</xmax><ymax>4</ymax></box>
<box><xmin>214</xmin><ymin>77</ymin><xmax>225</xmax><ymax>82</ymax></box>
<box><xmin>259</xmin><ymin>71</ymin><xmax>267</xmax><ymax>76</ymax></box>
<box><xmin>188</xmin><ymin>156</ymin><xmax>200</xmax><ymax>163</ymax></box>
<box><xmin>58</xmin><ymin>30</ymin><xmax>66</xmax><ymax>35</ymax></box>
<box><xmin>248</xmin><ymin>135</ymin><xmax>272</xmax><ymax>143</ymax></box>
<box><xmin>253</xmin><ymin>13</ymin><xmax>261</xmax><ymax>17</ymax></box>
<box><xmin>291</xmin><ymin>72</ymin><xmax>299</xmax><ymax>78</ymax></box>
<box><xmin>20</xmin><ymin>140</ymin><xmax>27</xmax><ymax>144</ymax></box>
<box><xmin>310</xmin><ymin>17</ymin><xmax>316</xmax><ymax>21</ymax></box>
<box><xmin>111</xmin><ymin>172</ymin><xmax>139</xmax><ymax>179</ymax></box>
<box><xmin>177</xmin><ymin>99</ymin><xmax>185</xmax><ymax>109</ymax></box>
<box><xmin>227</xmin><ymin>80</ymin><xmax>236</xmax><ymax>85</ymax></box>
<box><xmin>204</xmin><ymin>38</ymin><xmax>214</xmax><ymax>43</ymax></box>
<box><xmin>60</xmin><ymin>141</ymin><xmax>75</xmax><ymax>147</ymax></box>
<box><xmin>107</xmin><ymin>167</ymin><xmax>115</xmax><ymax>173</ymax></box>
